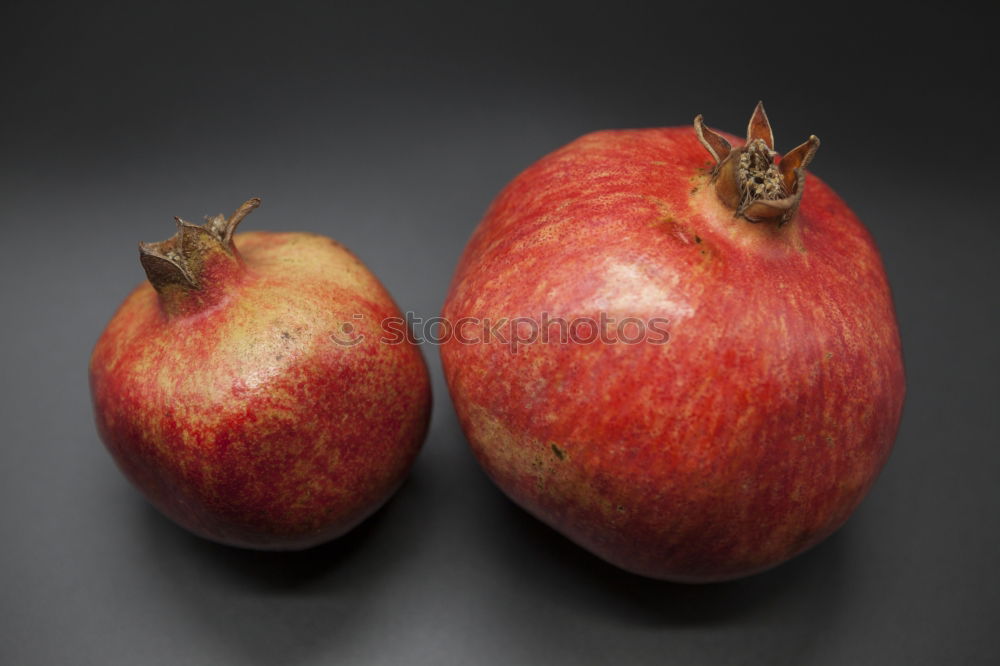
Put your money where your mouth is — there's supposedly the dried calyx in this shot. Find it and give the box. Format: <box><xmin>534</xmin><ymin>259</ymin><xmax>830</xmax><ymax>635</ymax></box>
<box><xmin>695</xmin><ymin>103</ymin><xmax>819</xmax><ymax>225</ymax></box>
<box><xmin>139</xmin><ymin>198</ymin><xmax>260</xmax><ymax>292</ymax></box>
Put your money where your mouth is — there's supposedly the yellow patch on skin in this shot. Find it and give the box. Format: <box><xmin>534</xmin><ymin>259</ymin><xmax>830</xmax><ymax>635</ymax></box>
<box><xmin>236</xmin><ymin>231</ymin><xmax>387</xmax><ymax>301</ymax></box>
<box><xmin>465</xmin><ymin>403</ymin><xmax>623</xmax><ymax>527</ymax></box>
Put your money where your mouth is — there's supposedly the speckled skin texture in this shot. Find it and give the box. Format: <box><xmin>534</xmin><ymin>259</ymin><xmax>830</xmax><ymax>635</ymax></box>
<box><xmin>441</xmin><ymin>126</ymin><xmax>905</xmax><ymax>582</ymax></box>
<box><xmin>90</xmin><ymin>231</ymin><xmax>431</xmax><ymax>550</ymax></box>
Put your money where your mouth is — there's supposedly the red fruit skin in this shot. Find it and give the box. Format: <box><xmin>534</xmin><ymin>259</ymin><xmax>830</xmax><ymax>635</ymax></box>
<box><xmin>441</xmin><ymin>127</ymin><xmax>905</xmax><ymax>582</ymax></box>
<box><xmin>90</xmin><ymin>231</ymin><xmax>431</xmax><ymax>550</ymax></box>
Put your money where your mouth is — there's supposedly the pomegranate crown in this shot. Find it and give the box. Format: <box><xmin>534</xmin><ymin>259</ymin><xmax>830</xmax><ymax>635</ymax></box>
<box><xmin>138</xmin><ymin>197</ymin><xmax>260</xmax><ymax>291</ymax></box>
<box><xmin>694</xmin><ymin>102</ymin><xmax>819</xmax><ymax>225</ymax></box>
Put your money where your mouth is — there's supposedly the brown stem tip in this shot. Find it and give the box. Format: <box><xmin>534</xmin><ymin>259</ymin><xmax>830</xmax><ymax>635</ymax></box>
<box><xmin>694</xmin><ymin>102</ymin><xmax>819</xmax><ymax>225</ymax></box>
<box><xmin>139</xmin><ymin>197</ymin><xmax>260</xmax><ymax>292</ymax></box>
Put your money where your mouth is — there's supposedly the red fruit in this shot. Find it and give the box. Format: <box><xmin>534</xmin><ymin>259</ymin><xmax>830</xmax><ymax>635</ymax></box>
<box><xmin>441</xmin><ymin>104</ymin><xmax>904</xmax><ymax>582</ymax></box>
<box><xmin>90</xmin><ymin>199</ymin><xmax>431</xmax><ymax>550</ymax></box>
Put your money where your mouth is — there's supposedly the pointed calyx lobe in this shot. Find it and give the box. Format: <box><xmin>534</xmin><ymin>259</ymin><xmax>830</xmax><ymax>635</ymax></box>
<box><xmin>694</xmin><ymin>102</ymin><xmax>819</xmax><ymax>225</ymax></box>
<box><xmin>139</xmin><ymin>198</ymin><xmax>260</xmax><ymax>315</ymax></box>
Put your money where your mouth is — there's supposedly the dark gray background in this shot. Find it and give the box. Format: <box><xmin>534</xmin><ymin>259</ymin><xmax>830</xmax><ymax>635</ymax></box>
<box><xmin>2</xmin><ymin>1</ymin><xmax>997</xmax><ymax>664</ymax></box>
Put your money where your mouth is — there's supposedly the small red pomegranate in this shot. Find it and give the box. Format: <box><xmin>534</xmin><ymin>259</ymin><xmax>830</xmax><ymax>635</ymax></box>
<box><xmin>441</xmin><ymin>104</ymin><xmax>905</xmax><ymax>582</ymax></box>
<box><xmin>90</xmin><ymin>198</ymin><xmax>431</xmax><ymax>550</ymax></box>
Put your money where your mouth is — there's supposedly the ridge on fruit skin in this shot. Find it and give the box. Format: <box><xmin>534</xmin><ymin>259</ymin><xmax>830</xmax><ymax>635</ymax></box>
<box><xmin>90</xmin><ymin>199</ymin><xmax>432</xmax><ymax>550</ymax></box>
<box><xmin>441</xmin><ymin>105</ymin><xmax>904</xmax><ymax>582</ymax></box>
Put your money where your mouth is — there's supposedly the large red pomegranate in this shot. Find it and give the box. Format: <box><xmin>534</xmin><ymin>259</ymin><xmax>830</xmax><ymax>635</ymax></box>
<box><xmin>90</xmin><ymin>198</ymin><xmax>431</xmax><ymax>550</ymax></box>
<box><xmin>441</xmin><ymin>104</ymin><xmax>905</xmax><ymax>582</ymax></box>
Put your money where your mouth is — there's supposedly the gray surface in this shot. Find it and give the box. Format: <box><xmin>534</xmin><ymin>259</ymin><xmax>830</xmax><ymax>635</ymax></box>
<box><xmin>2</xmin><ymin>2</ymin><xmax>998</xmax><ymax>664</ymax></box>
